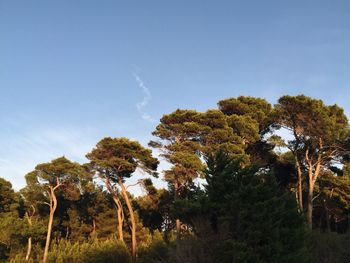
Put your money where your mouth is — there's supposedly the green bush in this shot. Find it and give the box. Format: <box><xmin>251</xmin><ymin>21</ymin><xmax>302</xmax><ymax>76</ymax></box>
<box><xmin>311</xmin><ymin>231</ymin><xmax>350</xmax><ymax>263</ymax></box>
<box><xmin>137</xmin><ymin>241</ymin><xmax>169</xmax><ymax>263</ymax></box>
<box><xmin>81</xmin><ymin>239</ymin><xmax>130</xmax><ymax>263</ymax></box>
<box><xmin>9</xmin><ymin>238</ymin><xmax>131</xmax><ymax>263</ymax></box>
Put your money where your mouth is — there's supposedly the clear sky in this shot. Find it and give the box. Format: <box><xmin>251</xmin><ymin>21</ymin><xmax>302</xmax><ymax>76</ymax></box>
<box><xmin>1</xmin><ymin>1</ymin><xmax>350</xmax><ymax>192</ymax></box>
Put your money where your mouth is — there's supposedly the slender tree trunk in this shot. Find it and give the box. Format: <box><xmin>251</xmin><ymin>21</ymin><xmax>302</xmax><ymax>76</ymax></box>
<box><xmin>295</xmin><ymin>190</ymin><xmax>299</xmax><ymax>210</ymax></box>
<box><xmin>25</xmin><ymin>237</ymin><xmax>32</xmax><ymax>262</ymax></box>
<box><xmin>294</xmin><ymin>157</ymin><xmax>303</xmax><ymax>212</ymax></box>
<box><xmin>65</xmin><ymin>227</ymin><xmax>69</xmax><ymax>239</ymax></box>
<box><xmin>176</xmin><ymin>219</ymin><xmax>181</xmax><ymax>239</ymax></box>
<box><xmin>306</xmin><ymin>145</ymin><xmax>322</xmax><ymax>230</ymax></box>
<box><xmin>174</xmin><ymin>136</ymin><xmax>183</xmax><ymax>242</ymax></box>
<box><xmin>25</xmin><ymin>206</ymin><xmax>35</xmax><ymax>262</ymax></box>
<box><xmin>118</xmin><ymin>176</ymin><xmax>137</xmax><ymax>263</ymax></box>
<box><xmin>174</xmin><ymin>181</ymin><xmax>181</xmax><ymax>241</ymax></box>
<box><xmin>92</xmin><ymin>218</ymin><xmax>96</xmax><ymax>236</ymax></box>
<box><xmin>43</xmin><ymin>186</ymin><xmax>58</xmax><ymax>263</ymax></box>
<box><xmin>307</xmin><ymin>179</ymin><xmax>314</xmax><ymax>230</ymax></box>
<box><xmin>105</xmin><ymin>178</ymin><xmax>124</xmax><ymax>241</ymax></box>
<box><xmin>114</xmin><ymin>197</ymin><xmax>124</xmax><ymax>241</ymax></box>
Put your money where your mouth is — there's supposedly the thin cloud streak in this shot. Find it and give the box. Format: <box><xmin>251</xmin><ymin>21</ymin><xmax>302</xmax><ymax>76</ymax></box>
<box><xmin>133</xmin><ymin>73</ymin><xmax>155</xmax><ymax>122</ymax></box>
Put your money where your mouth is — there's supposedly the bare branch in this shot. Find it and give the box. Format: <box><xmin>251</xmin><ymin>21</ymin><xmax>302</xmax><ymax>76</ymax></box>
<box><xmin>126</xmin><ymin>181</ymin><xmax>142</xmax><ymax>190</ymax></box>
<box><xmin>312</xmin><ymin>192</ymin><xmax>321</xmax><ymax>202</ymax></box>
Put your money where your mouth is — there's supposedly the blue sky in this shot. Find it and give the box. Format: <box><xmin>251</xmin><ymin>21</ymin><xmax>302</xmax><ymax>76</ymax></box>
<box><xmin>1</xmin><ymin>1</ymin><xmax>350</xmax><ymax>192</ymax></box>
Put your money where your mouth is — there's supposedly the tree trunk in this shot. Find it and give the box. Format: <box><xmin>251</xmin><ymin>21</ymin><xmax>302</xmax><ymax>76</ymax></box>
<box><xmin>294</xmin><ymin>157</ymin><xmax>303</xmax><ymax>212</ymax></box>
<box><xmin>25</xmin><ymin>237</ymin><xmax>32</xmax><ymax>262</ymax></box>
<box><xmin>174</xmin><ymin>137</ymin><xmax>183</xmax><ymax>242</ymax></box>
<box><xmin>114</xmin><ymin>197</ymin><xmax>124</xmax><ymax>241</ymax></box>
<box><xmin>118</xmin><ymin>177</ymin><xmax>137</xmax><ymax>263</ymax></box>
<box><xmin>43</xmin><ymin>186</ymin><xmax>58</xmax><ymax>263</ymax></box>
<box><xmin>174</xmin><ymin>181</ymin><xmax>181</xmax><ymax>241</ymax></box>
<box><xmin>176</xmin><ymin>219</ymin><xmax>181</xmax><ymax>240</ymax></box>
<box><xmin>305</xmin><ymin>145</ymin><xmax>322</xmax><ymax>230</ymax></box>
<box><xmin>104</xmin><ymin>178</ymin><xmax>124</xmax><ymax>242</ymax></box>
<box><xmin>306</xmin><ymin>158</ymin><xmax>315</xmax><ymax>230</ymax></box>
<box><xmin>92</xmin><ymin>218</ymin><xmax>96</xmax><ymax>236</ymax></box>
<box><xmin>307</xmin><ymin>182</ymin><xmax>314</xmax><ymax>230</ymax></box>
<box><xmin>25</xmin><ymin>208</ymin><xmax>34</xmax><ymax>262</ymax></box>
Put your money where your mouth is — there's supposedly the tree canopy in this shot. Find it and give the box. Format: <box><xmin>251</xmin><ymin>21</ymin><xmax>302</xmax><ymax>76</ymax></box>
<box><xmin>1</xmin><ymin>94</ymin><xmax>350</xmax><ymax>263</ymax></box>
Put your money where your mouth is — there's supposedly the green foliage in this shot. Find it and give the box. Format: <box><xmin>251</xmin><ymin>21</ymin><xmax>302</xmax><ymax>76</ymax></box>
<box><xmin>0</xmin><ymin>214</ymin><xmax>27</xmax><ymax>260</ymax></box>
<box><xmin>273</xmin><ymin>94</ymin><xmax>349</xmax><ymax>150</ymax></box>
<box><xmin>87</xmin><ymin>137</ymin><xmax>159</xmax><ymax>182</ymax></box>
<box><xmin>22</xmin><ymin>157</ymin><xmax>89</xmax><ymax>207</ymax></box>
<box><xmin>310</xmin><ymin>231</ymin><xmax>350</xmax><ymax>263</ymax></box>
<box><xmin>10</xmin><ymin>239</ymin><xmax>131</xmax><ymax>263</ymax></box>
<box><xmin>207</xmin><ymin>151</ymin><xmax>307</xmax><ymax>263</ymax></box>
<box><xmin>313</xmin><ymin>172</ymin><xmax>350</xmax><ymax>232</ymax></box>
<box><xmin>9</xmin><ymin>243</ymin><xmax>42</xmax><ymax>263</ymax></box>
<box><xmin>3</xmin><ymin>94</ymin><xmax>350</xmax><ymax>262</ymax></box>
<box><xmin>0</xmin><ymin>178</ymin><xmax>18</xmax><ymax>213</ymax></box>
<box><xmin>150</xmin><ymin>109</ymin><xmax>206</xmax><ymax>189</ymax></box>
<box><xmin>218</xmin><ymin>96</ymin><xmax>272</xmax><ymax>131</ymax></box>
<box><xmin>0</xmin><ymin>177</ymin><xmax>25</xmax><ymax>261</ymax></box>
<box><xmin>173</xmin><ymin>150</ymin><xmax>307</xmax><ymax>263</ymax></box>
<box><xmin>30</xmin><ymin>157</ymin><xmax>88</xmax><ymax>189</ymax></box>
<box><xmin>135</xmin><ymin>181</ymin><xmax>171</xmax><ymax>233</ymax></box>
<box><xmin>137</xmin><ymin>231</ymin><xmax>169</xmax><ymax>263</ymax></box>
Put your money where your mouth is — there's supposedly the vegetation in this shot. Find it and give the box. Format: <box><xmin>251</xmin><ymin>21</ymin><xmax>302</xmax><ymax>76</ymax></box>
<box><xmin>1</xmin><ymin>95</ymin><xmax>350</xmax><ymax>262</ymax></box>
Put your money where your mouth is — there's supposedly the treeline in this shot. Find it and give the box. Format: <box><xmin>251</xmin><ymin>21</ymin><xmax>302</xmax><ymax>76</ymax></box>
<box><xmin>1</xmin><ymin>95</ymin><xmax>350</xmax><ymax>263</ymax></box>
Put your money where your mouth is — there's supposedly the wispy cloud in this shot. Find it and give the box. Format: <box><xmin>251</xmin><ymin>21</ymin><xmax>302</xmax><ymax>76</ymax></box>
<box><xmin>133</xmin><ymin>73</ymin><xmax>155</xmax><ymax>122</ymax></box>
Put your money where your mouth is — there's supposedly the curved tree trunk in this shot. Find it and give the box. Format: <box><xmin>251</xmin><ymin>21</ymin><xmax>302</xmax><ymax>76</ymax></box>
<box><xmin>117</xmin><ymin>204</ymin><xmax>124</xmax><ymax>241</ymax></box>
<box><xmin>25</xmin><ymin>206</ymin><xmax>35</xmax><ymax>262</ymax></box>
<box><xmin>43</xmin><ymin>186</ymin><xmax>59</xmax><ymax>263</ymax></box>
<box><xmin>114</xmin><ymin>196</ymin><xmax>124</xmax><ymax>241</ymax></box>
<box><xmin>25</xmin><ymin>237</ymin><xmax>32</xmax><ymax>261</ymax></box>
<box><xmin>105</xmin><ymin>178</ymin><xmax>124</xmax><ymax>241</ymax></box>
<box><xmin>118</xmin><ymin>176</ymin><xmax>137</xmax><ymax>263</ymax></box>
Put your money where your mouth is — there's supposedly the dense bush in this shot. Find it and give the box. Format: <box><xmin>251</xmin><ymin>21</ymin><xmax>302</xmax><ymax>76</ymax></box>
<box><xmin>10</xmin><ymin>239</ymin><xmax>131</xmax><ymax>263</ymax></box>
<box><xmin>311</xmin><ymin>231</ymin><xmax>350</xmax><ymax>263</ymax></box>
<box><xmin>137</xmin><ymin>240</ymin><xmax>169</xmax><ymax>263</ymax></box>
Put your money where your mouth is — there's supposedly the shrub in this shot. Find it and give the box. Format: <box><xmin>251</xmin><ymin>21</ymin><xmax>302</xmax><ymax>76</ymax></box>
<box><xmin>9</xmin><ymin>238</ymin><xmax>131</xmax><ymax>263</ymax></box>
<box><xmin>311</xmin><ymin>231</ymin><xmax>350</xmax><ymax>263</ymax></box>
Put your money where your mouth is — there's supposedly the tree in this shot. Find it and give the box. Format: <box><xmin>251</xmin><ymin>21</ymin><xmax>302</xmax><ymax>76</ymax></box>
<box><xmin>0</xmin><ymin>177</ymin><xmax>21</xmax><ymax>260</ymax></box>
<box><xmin>273</xmin><ymin>95</ymin><xmax>349</xmax><ymax>228</ymax></box>
<box><xmin>135</xmin><ymin>179</ymin><xmax>171</xmax><ymax>233</ymax></box>
<box><xmin>76</xmin><ymin>182</ymin><xmax>119</xmax><ymax>239</ymax></box>
<box><xmin>218</xmin><ymin>96</ymin><xmax>274</xmax><ymax>165</ymax></box>
<box><xmin>169</xmin><ymin>150</ymin><xmax>306</xmax><ymax>263</ymax></box>
<box><xmin>24</xmin><ymin>204</ymin><xmax>35</xmax><ymax>261</ymax></box>
<box><xmin>23</xmin><ymin>157</ymin><xmax>87</xmax><ymax>263</ymax></box>
<box><xmin>218</xmin><ymin>96</ymin><xmax>272</xmax><ymax>132</ymax></box>
<box><xmin>313</xmin><ymin>171</ymin><xmax>350</xmax><ymax>232</ymax></box>
<box><xmin>86</xmin><ymin>137</ymin><xmax>158</xmax><ymax>262</ymax></box>
<box><xmin>0</xmin><ymin>177</ymin><xmax>17</xmax><ymax>214</ymax></box>
<box><xmin>199</xmin><ymin>109</ymin><xmax>249</xmax><ymax>160</ymax></box>
<box><xmin>204</xmin><ymin>151</ymin><xmax>306</xmax><ymax>263</ymax></box>
<box><xmin>150</xmin><ymin>109</ymin><xmax>206</xmax><ymax>239</ymax></box>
